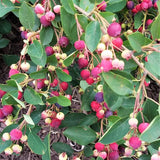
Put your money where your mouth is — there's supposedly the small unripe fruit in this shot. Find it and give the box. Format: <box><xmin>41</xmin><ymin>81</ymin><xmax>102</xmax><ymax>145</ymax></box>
<box><xmin>41</xmin><ymin>110</ymin><xmax>53</xmax><ymax>119</ymax></box>
<box><xmin>12</xmin><ymin>144</ymin><xmax>22</xmax><ymax>154</ymax></box>
<box><xmin>61</xmin><ymin>53</ymin><xmax>67</xmax><ymax>59</ymax></box>
<box><xmin>93</xmin><ymin>149</ymin><xmax>99</xmax><ymax>157</ymax></box>
<box><xmin>56</xmin><ymin>112</ymin><xmax>65</xmax><ymax>120</ymax></box>
<box><xmin>121</xmin><ymin>50</ymin><xmax>132</xmax><ymax>60</ymax></box>
<box><xmin>59</xmin><ymin>36</ymin><xmax>69</xmax><ymax>48</ymax></box>
<box><xmin>128</xmin><ymin>118</ymin><xmax>138</xmax><ymax>128</ymax></box>
<box><xmin>45</xmin><ymin>118</ymin><xmax>52</xmax><ymax>124</ymax></box>
<box><xmin>4</xmin><ymin>147</ymin><xmax>13</xmax><ymax>155</ymax></box>
<box><xmin>112</xmin><ymin>59</ymin><xmax>119</xmax><ymax>70</ymax></box>
<box><xmin>97</xmin><ymin>1</ymin><xmax>107</xmax><ymax>11</ymax></box>
<box><xmin>74</xmin><ymin>40</ymin><xmax>85</xmax><ymax>51</ymax></box>
<box><xmin>118</xmin><ymin>60</ymin><xmax>125</xmax><ymax>70</ymax></box>
<box><xmin>45</xmin><ymin>11</ymin><xmax>55</xmax><ymax>22</ymax></box>
<box><xmin>101</xmin><ymin>34</ymin><xmax>110</xmax><ymax>43</ymax></box>
<box><xmin>20</xmin><ymin>135</ymin><xmax>28</xmax><ymax>142</ymax></box>
<box><xmin>101</xmin><ymin>50</ymin><xmax>113</xmax><ymax>59</ymax></box>
<box><xmin>5</xmin><ymin>119</ymin><xmax>13</xmax><ymax>126</ymax></box>
<box><xmin>48</xmin><ymin>65</ymin><xmax>55</xmax><ymax>71</ymax></box>
<box><xmin>97</xmin><ymin>43</ymin><xmax>106</xmax><ymax>54</ymax></box>
<box><xmin>40</xmin><ymin>15</ymin><xmax>51</xmax><ymax>27</ymax></box>
<box><xmin>10</xmin><ymin>128</ymin><xmax>22</xmax><ymax>141</ymax></box>
<box><xmin>53</xmin><ymin>5</ymin><xmax>61</xmax><ymax>14</ymax></box>
<box><xmin>107</xmin><ymin>22</ymin><xmax>121</xmax><ymax>37</ymax></box>
<box><xmin>2</xmin><ymin>133</ymin><xmax>10</xmax><ymax>141</ymax></box>
<box><xmin>59</xmin><ymin>152</ymin><xmax>68</xmax><ymax>160</ymax></box>
<box><xmin>124</xmin><ymin>147</ymin><xmax>132</xmax><ymax>156</ymax></box>
<box><xmin>20</xmin><ymin>62</ymin><xmax>30</xmax><ymax>72</ymax></box>
<box><xmin>80</xmin><ymin>69</ymin><xmax>90</xmax><ymax>80</ymax></box>
<box><xmin>10</xmin><ymin>64</ymin><xmax>18</xmax><ymax>70</ymax></box>
<box><xmin>9</xmin><ymin>69</ymin><xmax>19</xmax><ymax>77</ymax></box>
<box><xmin>34</xmin><ymin>4</ymin><xmax>45</xmax><ymax>14</ymax></box>
<box><xmin>127</xmin><ymin>1</ymin><xmax>134</xmax><ymax>9</ymax></box>
<box><xmin>151</xmin><ymin>154</ymin><xmax>160</xmax><ymax>160</ymax></box>
<box><xmin>99</xmin><ymin>151</ymin><xmax>107</xmax><ymax>159</ymax></box>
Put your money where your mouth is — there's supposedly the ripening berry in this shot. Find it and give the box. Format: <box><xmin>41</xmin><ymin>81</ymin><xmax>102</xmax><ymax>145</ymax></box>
<box><xmin>0</xmin><ymin>89</ymin><xmax>6</xmax><ymax>98</ymax></box>
<box><xmin>121</xmin><ymin>50</ymin><xmax>132</xmax><ymax>60</ymax></box>
<box><xmin>96</xmin><ymin>109</ymin><xmax>105</xmax><ymax>119</ymax></box>
<box><xmin>37</xmin><ymin>79</ymin><xmax>45</xmax><ymax>89</ymax></box>
<box><xmin>45</xmin><ymin>46</ymin><xmax>54</xmax><ymax>56</ymax></box>
<box><xmin>2</xmin><ymin>132</ymin><xmax>10</xmax><ymax>141</ymax></box>
<box><xmin>34</xmin><ymin>4</ymin><xmax>45</xmax><ymax>14</ymax></box>
<box><xmin>95</xmin><ymin>142</ymin><xmax>105</xmax><ymax>151</ymax></box>
<box><xmin>128</xmin><ymin>118</ymin><xmax>138</xmax><ymax>128</ymax></box>
<box><xmin>2</xmin><ymin>105</ymin><xmax>13</xmax><ymax>116</ymax></box>
<box><xmin>63</xmin><ymin>69</ymin><xmax>69</xmax><ymax>75</ymax></box>
<box><xmin>107</xmin><ymin>22</ymin><xmax>121</xmax><ymax>37</ymax></box>
<box><xmin>91</xmin><ymin>101</ymin><xmax>102</xmax><ymax>112</ymax></box>
<box><xmin>146</xmin><ymin>19</ymin><xmax>153</xmax><ymax>26</ymax></box>
<box><xmin>129</xmin><ymin>136</ymin><xmax>142</xmax><ymax>149</ymax></box>
<box><xmin>60</xmin><ymin>82</ymin><xmax>68</xmax><ymax>91</ymax></box>
<box><xmin>20</xmin><ymin>62</ymin><xmax>30</xmax><ymax>72</ymax></box>
<box><xmin>151</xmin><ymin>154</ymin><xmax>160</xmax><ymax>160</ymax></box>
<box><xmin>10</xmin><ymin>64</ymin><xmax>18</xmax><ymax>70</ymax></box>
<box><xmin>59</xmin><ymin>36</ymin><xmax>69</xmax><ymax>48</ymax></box>
<box><xmin>138</xmin><ymin>122</ymin><xmax>150</xmax><ymax>133</ymax></box>
<box><xmin>95</xmin><ymin>92</ymin><xmax>104</xmax><ymax>103</ymax></box>
<box><xmin>10</xmin><ymin>129</ymin><xmax>22</xmax><ymax>141</ymax></box>
<box><xmin>136</xmin><ymin>4</ymin><xmax>142</xmax><ymax>12</ymax></box>
<box><xmin>12</xmin><ymin>144</ymin><xmax>22</xmax><ymax>154</ymax></box>
<box><xmin>0</xmin><ymin>109</ymin><xmax>4</xmax><ymax>119</ymax></box>
<box><xmin>50</xmin><ymin>79</ymin><xmax>58</xmax><ymax>88</ymax></box>
<box><xmin>124</xmin><ymin>147</ymin><xmax>133</xmax><ymax>156</ymax></box>
<box><xmin>97</xmin><ymin>43</ymin><xmax>106</xmax><ymax>54</ymax></box>
<box><xmin>17</xmin><ymin>91</ymin><xmax>23</xmax><ymax>100</ymax></box>
<box><xmin>59</xmin><ymin>152</ymin><xmax>68</xmax><ymax>160</ymax></box>
<box><xmin>105</xmin><ymin>110</ymin><xmax>113</xmax><ymax>118</ymax></box>
<box><xmin>97</xmin><ymin>1</ymin><xmax>107</xmax><ymax>11</ymax></box>
<box><xmin>112</xmin><ymin>59</ymin><xmax>119</xmax><ymax>70</ymax></box>
<box><xmin>127</xmin><ymin>1</ymin><xmax>134</xmax><ymax>10</ymax></box>
<box><xmin>86</xmin><ymin>76</ymin><xmax>94</xmax><ymax>85</ymax></box>
<box><xmin>91</xmin><ymin>67</ymin><xmax>101</xmax><ymax>78</ymax></box>
<box><xmin>101</xmin><ymin>50</ymin><xmax>113</xmax><ymax>59</ymax></box>
<box><xmin>141</xmin><ymin>2</ymin><xmax>148</xmax><ymax>11</ymax></box>
<box><xmin>41</xmin><ymin>110</ymin><xmax>53</xmax><ymax>119</ymax></box>
<box><xmin>50</xmin><ymin>118</ymin><xmax>61</xmax><ymax>128</ymax></box>
<box><xmin>109</xmin><ymin>142</ymin><xmax>118</xmax><ymax>151</ymax></box>
<box><xmin>40</xmin><ymin>15</ymin><xmax>51</xmax><ymax>27</ymax></box>
<box><xmin>53</xmin><ymin>5</ymin><xmax>61</xmax><ymax>14</ymax></box>
<box><xmin>45</xmin><ymin>11</ymin><xmax>55</xmax><ymax>21</ymax></box>
<box><xmin>20</xmin><ymin>135</ymin><xmax>28</xmax><ymax>143</ymax></box>
<box><xmin>80</xmin><ymin>69</ymin><xmax>90</xmax><ymax>80</ymax></box>
<box><xmin>56</xmin><ymin>112</ymin><xmax>65</xmax><ymax>120</ymax></box>
<box><xmin>4</xmin><ymin>147</ymin><xmax>13</xmax><ymax>155</ymax></box>
<box><xmin>112</xmin><ymin>37</ymin><xmax>123</xmax><ymax>49</ymax></box>
<box><xmin>144</xmin><ymin>80</ymin><xmax>150</xmax><ymax>87</ymax></box>
<box><xmin>109</xmin><ymin>151</ymin><xmax>119</xmax><ymax>160</ymax></box>
<box><xmin>93</xmin><ymin>149</ymin><xmax>99</xmax><ymax>157</ymax></box>
<box><xmin>45</xmin><ymin>118</ymin><xmax>52</xmax><ymax>124</ymax></box>
<box><xmin>78</xmin><ymin>58</ymin><xmax>88</xmax><ymax>69</ymax></box>
<box><xmin>74</xmin><ymin>40</ymin><xmax>85</xmax><ymax>51</ymax></box>
<box><xmin>101</xmin><ymin>59</ymin><xmax>113</xmax><ymax>72</ymax></box>
<box><xmin>99</xmin><ymin>151</ymin><xmax>107</xmax><ymax>159</ymax></box>
<box><xmin>118</xmin><ymin>60</ymin><xmax>124</xmax><ymax>70</ymax></box>
<box><xmin>9</xmin><ymin>69</ymin><xmax>19</xmax><ymax>77</ymax></box>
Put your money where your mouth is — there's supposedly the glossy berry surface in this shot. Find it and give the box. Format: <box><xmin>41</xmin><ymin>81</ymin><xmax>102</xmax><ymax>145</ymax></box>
<box><xmin>80</xmin><ymin>69</ymin><xmax>90</xmax><ymax>80</ymax></box>
<box><xmin>107</xmin><ymin>22</ymin><xmax>122</xmax><ymax>37</ymax></box>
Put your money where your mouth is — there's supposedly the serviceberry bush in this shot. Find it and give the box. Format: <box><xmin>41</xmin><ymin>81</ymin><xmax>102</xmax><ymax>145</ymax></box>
<box><xmin>0</xmin><ymin>0</ymin><xmax>160</xmax><ymax>159</ymax></box>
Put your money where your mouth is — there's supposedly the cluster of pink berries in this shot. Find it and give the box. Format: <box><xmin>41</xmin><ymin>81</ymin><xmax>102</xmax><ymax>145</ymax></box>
<box><xmin>41</xmin><ymin>109</ymin><xmax>65</xmax><ymax>128</ymax></box>
<box><xmin>93</xmin><ymin>142</ymin><xmax>120</xmax><ymax>160</ymax></box>
<box><xmin>2</xmin><ymin>128</ymin><xmax>27</xmax><ymax>155</ymax></box>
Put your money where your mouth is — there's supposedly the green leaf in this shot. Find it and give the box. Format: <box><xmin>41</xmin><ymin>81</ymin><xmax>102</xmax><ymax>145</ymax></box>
<box><xmin>61</xmin><ymin>7</ymin><xmax>77</xmax><ymax>41</ymax></box>
<box><xmin>52</xmin><ymin>142</ymin><xmax>74</xmax><ymax>157</ymax></box>
<box><xmin>57</xmin><ymin>95</ymin><xmax>71</xmax><ymax>107</ymax></box>
<box><xmin>24</xmin><ymin>86</ymin><xmax>44</xmax><ymax>105</ymax></box>
<box><xmin>29</xmin><ymin>69</ymin><xmax>48</xmax><ymax>79</ymax></box>
<box><xmin>19</xmin><ymin>2</ymin><xmax>35</xmax><ymax>30</ymax></box>
<box><xmin>102</xmin><ymin>72</ymin><xmax>133</xmax><ymax>96</ymax></box>
<box><xmin>0</xmin><ymin>139</ymin><xmax>12</xmax><ymax>154</ymax></box>
<box><xmin>81</xmin><ymin>86</ymin><xmax>96</xmax><ymax>111</ymax></box>
<box><xmin>40</xmin><ymin>27</ymin><xmax>54</xmax><ymax>45</ymax></box>
<box><xmin>77</xmin><ymin>15</ymin><xmax>88</xmax><ymax>30</ymax></box>
<box><xmin>61</xmin><ymin>0</ymin><xmax>76</xmax><ymax>14</ymax></box>
<box><xmin>11</xmin><ymin>73</ymin><xmax>28</xmax><ymax>83</ymax></box>
<box><xmin>0</xmin><ymin>0</ymin><xmax>14</xmax><ymax>18</ymax></box>
<box><xmin>0</xmin><ymin>19</ymin><xmax>11</xmax><ymax>34</ymax></box>
<box><xmin>147</xmin><ymin>51</ymin><xmax>160</xmax><ymax>76</ymax></box>
<box><xmin>106</xmin><ymin>0</ymin><xmax>127</xmax><ymax>12</ymax></box>
<box><xmin>99</xmin><ymin>117</ymin><xmax>130</xmax><ymax>144</ymax></box>
<box><xmin>55</xmin><ymin>68</ymin><xmax>72</xmax><ymax>82</ymax></box>
<box><xmin>85</xmin><ymin>21</ymin><xmax>101</xmax><ymax>52</ymax></box>
<box><xmin>64</xmin><ymin>126</ymin><xmax>97</xmax><ymax>145</ymax></box>
<box><xmin>84</xmin><ymin>145</ymin><xmax>93</xmax><ymax>157</ymax></box>
<box><xmin>79</xmin><ymin>0</ymin><xmax>95</xmax><ymax>13</ymax></box>
<box><xmin>140</xmin><ymin>116</ymin><xmax>160</xmax><ymax>143</ymax></box>
<box><xmin>128</xmin><ymin>32</ymin><xmax>152</xmax><ymax>52</ymax></box>
<box><xmin>28</xmin><ymin>40</ymin><xmax>47</xmax><ymax>67</ymax></box>
<box><xmin>99</xmin><ymin>12</ymin><xmax>115</xmax><ymax>24</ymax></box>
<box><xmin>23</xmin><ymin>114</ymin><xmax>35</xmax><ymax>126</ymax></box>
<box><xmin>2</xmin><ymin>55</ymin><xmax>19</xmax><ymax>66</ymax></box>
<box><xmin>0</xmin><ymin>38</ymin><xmax>9</xmax><ymax>48</ymax></box>
<box><xmin>63</xmin><ymin>51</ymin><xmax>78</xmax><ymax>67</ymax></box>
<box><xmin>134</xmin><ymin>12</ymin><xmax>144</xmax><ymax>29</ymax></box>
<box><xmin>42</xmin><ymin>134</ymin><xmax>51</xmax><ymax>160</ymax></box>
<box><xmin>80</xmin><ymin>80</ymin><xmax>89</xmax><ymax>91</ymax></box>
<box><xmin>28</xmin><ymin>131</ymin><xmax>46</xmax><ymax>155</ymax></box>
<box><xmin>151</xmin><ymin>15</ymin><xmax>160</xmax><ymax>40</ymax></box>
<box><xmin>47</xmin><ymin>54</ymin><xmax>58</xmax><ymax>66</ymax></box>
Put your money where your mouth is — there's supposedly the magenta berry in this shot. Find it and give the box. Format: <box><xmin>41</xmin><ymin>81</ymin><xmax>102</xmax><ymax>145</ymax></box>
<box><xmin>91</xmin><ymin>101</ymin><xmax>102</xmax><ymax>112</ymax></box>
<box><xmin>99</xmin><ymin>151</ymin><xmax>107</xmax><ymax>159</ymax></box>
<box><xmin>127</xmin><ymin>1</ymin><xmax>134</xmax><ymax>10</ymax></box>
<box><xmin>109</xmin><ymin>151</ymin><xmax>119</xmax><ymax>160</ymax></box>
<box><xmin>129</xmin><ymin>136</ymin><xmax>142</xmax><ymax>149</ymax></box>
<box><xmin>2</xmin><ymin>105</ymin><xmax>13</xmax><ymax>116</ymax></box>
<box><xmin>21</xmin><ymin>31</ymin><xmax>28</xmax><ymax>39</ymax></box>
<box><xmin>101</xmin><ymin>59</ymin><xmax>113</xmax><ymax>72</ymax></box>
<box><xmin>91</xmin><ymin>67</ymin><xmax>101</xmax><ymax>78</ymax></box>
<box><xmin>50</xmin><ymin>79</ymin><xmax>58</xmax><ymax>87</ymax></box>
<box><xmin>34</xmin><ymin>4</ymin><xmax>44</xmax><ymax>14</ymax></box>
<box><xmin>53</xmin><ymin>5</ymin><xmax>61</xmax><ymax>14</ymax></box>
<box><xmin>144</xmin><ymin>80</ymin><xmax>150</xmax><ymax>87</ymax></box>
<box><xmin>9</xmin><ymin>69</ymin><xmax>19</xmax><ymax>77</ymax></box>
<box><xmin>105</xmin><ymin>110</ymin><xmax>113</xmax><ymax>118</ymax></box>
<box><xmin>109</xmin><ymin>142</ymin><xmax>118</xmax><ymax>151</ymax></box>
<box><xmin>95</xmin><ymin>92</ymin><xmax>104</xmax><ymax>103</ymax></box>
<box><xmin>50</xmin><ymin>118</ymin><xmax>61</xmax><ymax>128</ymax></box>
<box><xmin>45</xmin><ymin>11</ymin><xmax>55</xmax><ymax>22</ymax></box>
<box><xmin>60</xmin><ymin>82</ymin><xmax>68</xmax><ymax>91</ymax></box>
<box><xmin>107</xmin><ymin>22</ymin><xmax>122</xmax><ymax>37</ymax></box>
<box><xmin>63</xmin><ymin>69</ymin><xmax>69</xmax><ymax>75</ymax></box>
<box><xmin>95</xmin><ymin>142</ymin><xmax>105</xmax><ymax>152</ymax></box>
<box><xmin>97</xmin><ymin>1</ymin><xmax>107</xmax><ymax>11</ymax></box>
<box><xmin>74</xmin><ymin>40</ymin><xmax>85</xmax><ymax>51</ymax></box>
<box><xmin>80</xmin><ymin>69</ymin><xmax>90</xmax><ymax>80</ymax></box>
<box><xmin>136</xmin><ymin>4</ymin><xmax>142</xmax><ymax>12</ymax></box>
<box><xmin>40</xmin><ymin>15</ymin><xmax>51</xmax><ymax>27</ymax></box>
<box><xmin>86</xmin><ymin>76</ymin><xmax>94</xmax><ymax>85</ymax></box>
<box><xmin>58</xmin><ymin>36</ymin><xmax>69</xmax><ymax>48</ymax></box>
<box><xmin>0</xmin><ymin>109</ymin><xmax>5</xmax><ymax>119</ymax></box>
<box><xmin>37</xmin><ymin>79</ymin><xmax>45</xmax><ymax>89</ymax></box>
<box><xmin>96</xmin><ymin>109</ymin><xmax>105</xmax><ymax>119</ymax></box>
<box><xmin>0</xmin><ymin>89</ymin><xmax>6</xmax><ymax>98</ymax></box>
<box><xmin>10</xmin><ymin>129</ymin><xmax>22</xmax><ymax>141</ymax></box>
<box><xmin>138</xmin><ymin>122</ymin><xmax>150</xmax><ymax>133</ymax></box>
<box><xmin>17</xmin><ymin>91</ymin><xmax>23</xmax><ymax>100</ymax></box>
<box><xmin>141</xmin><ymin>2</ymin><xmax>148</xmax><ymax>11</ymax></box>
<box><xmin>112</xmin><ymin>37</ymin><xmax>123</xmax><ymax>49</ymax></box>
<box><xmin>45</xmin><ymin>46</ymin><xmax>54</xmax><ymax>56</ymax></box>
<box><xmin>78</xmin><ymin>58</ymin><xmax>88</xmax><ymax>69</ymax></box>
<box><xmin>146</xmin><ymin>19</ymin><xmax>153</xmax><ymax>26</ymax></box>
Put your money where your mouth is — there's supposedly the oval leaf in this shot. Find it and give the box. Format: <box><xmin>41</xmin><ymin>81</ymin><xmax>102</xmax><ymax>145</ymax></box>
<box><xmin>42</xmin><ymin>134</ymin><xmax>51</xmax><ymax>160</ymax></box>
<box><xmin>85</xmin><ymin>21</ymin><xmax>101</xmax><ymax>52</ymax></box>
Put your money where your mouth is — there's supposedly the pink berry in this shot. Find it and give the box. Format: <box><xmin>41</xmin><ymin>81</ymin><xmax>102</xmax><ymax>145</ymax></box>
<box><xmin>99</xmin><ymin>151</ymin><xmax>107</xmax><ymax>159</ymax></box>
<box><xmin>109</xmin><ymin>143</ymin><xmax>118</xmax><ymax>151</ymax></box>
<box><xmin>20</xmin><ymin>62</ymin><xmax>30</xmax><ymax>72</ymax></box>
<box><xmin>129</xmin><ymin>136</ymin><xmax>142</xmax><ymax>149</ymax></box>
<box><xmin>37</xmin><ymin>79</ymin><xmax>45</xmax><ymax>89</ymax></box>
<box><xmin>0</xmin><ymin>89</ymin><xmax>6</xmax><ymax>98</ymax></box>
<box><xmin>17</xmin><ymin>91</ymin><xmax>23</xmax><ymax>100</ymax></box>
<box><xmin>51</xmin><ymin>91</ymin><xmax>59</xmax><ymax>96</ymax></box>
<box><xmin>12</xmin><ymin>144</ymin><xmax>22</xmax><ymax>154</ymax></box>
<box><xmin>34</xmin><ymin>4</ymin><xmax>44</xmax><ymax>14</ymax></box>
<box><xmin>74</xmin><ymin>40</ymin><xmax>85</xmax><ymax>51</ymax></box>
<box><xmin>50</xmin><ymin>79</ymin><xmax>58</xmax><ymax>88</ymax></box>
<box><xmin>112</xmin><ymin>37</ymin><xmax>123</xmax><ymax>49</ymax></box>
<box><xmin>109</xmin><ymin>151</ymin><xmax>119</xmax><ymax>160</ymax></box>
<box><xmin>146</xmin><ymin>19</ymin><xmax>153</xmax><ymax>26</ymax></box>
<box><xmin>63</xmin><ymin>69</ymin><xmax>69</xmax><ymax>75</ymax></box>
<box><xmin>91</xmin><ymin>67</ymin><xmax>101</xmax><ymax>78</ymax></box>
<box><xmin>101</xmin><ymin>59</ymin><xmax>113</xmax><ymax>72</ymax></box>
<box><xmin>65</xmin><ymin>94</ymin><xmax>72</xmax><ymax>101</ymax></box>
<box><xmin>60</xmin><ymin>82</ymin><xmax>68</xmax><ymax>91</ymax></box>
<box><xmin>95</xmin><ymin>142</ymin><xmax>105</xmax><ymax>152</ymax></box>
<box><xmin>132</xmin><ymin>8</ymin><xmax>138</xmax><ymax>14</ymax></box>
<box><xmin>45</xmin><ymin>46</ymin><xmax>54</xmax><ymax>56</ymax></box>
<box><xmin>80</xmin><ymin>69</ymin><xmax>90</xmax><ymax>80</ymax></box>
<box><xmin>91</xmin><ymin>101</ymin><xmax>102</xmax><ymax>112</ymax></box>
<box><xmin>40</xmin><ymin>15</ymin><xmax>51</xmax><ymax>27</ymax></box>
<box><xmin>138</xmin><ymin>122</ymin><xmax>150</xmax><ymax>133</ymax></box>
<box><xmin>144</xmin><ymin>56</ymin><xmax>148</xmax><ymax>62</ymax></box>
<box><xmin>151</xmin><ymin>154</ymin><xmax>160</xmax><ymax>160</ymax></box>
<box><xmin>10</xmin><ymin>129</ymin><xmax>22</xmax><ymax>141</ymax></box>
<box><xmin>96</xmin><ymin>109</ymin><xmax>105</xmax><ymax>119</ymax></box>
<box><xmin>59</xmin><ymin>36</ymin><xmax>69</xmax><ymax>48</ymax></box>
<box><xmin>121</xmin><ymin>50</ymin><xmax>132</xmax><ymax>60</ymax></box>
<box><xmin>86</xmin><ymin>76</ymin><xmax>94</xmax><ymax>85</ymax></box>
<box><xmin>53</xmin><ymin>5</ymin><xmax>61</xmax><ymax>14</ymax></box>
<box><xmin>118</xmin><ymin>60</ymin><xmax>124</xmax><ymax>70</ymax></box>
<box><xmin>141</xmin><ymin>2</ymin><xmax>148</xmax><ymax>11</ymax></box>
<box><xmin>136</xmin><ymin>4</ymin><xmax>142</xmax><ymax>12</ymax></box>
<box><xmin>124</xmin><ymin>147</ymin><xmax>133</xmax><ymax>156</ymax></box>
<box><xmin>78</xmin><ymin>58</ymin><xmax>88</xmax><ymax>69</ymax></box>
<box><xmin>97</xmin><ymin>1</ymin><xmax>107</xmax><ymax>11</ymax></box>
<box><xmin>9</xmin><ymin>69</ymin><xmax>19</xmax><ymax>77</ymax></box>
<box><xmin>2</xmin><ymin>105</ymin><xmax>13</xmax><ymax>116</ymax></box>
<box><xmin>50</xmin><ymin>118</ymin><xmax>61</xmax><ymax>128</ymax></box>
<box><xmin>45</xmin><ymin>11</ymin><xmax>55</xmax><ymax>22</ymax></box>
<box><xmin>144</xmin><ymin>80</ymin><xmax>150</xmax><ymax>87</ymax></box>
<box><xmin>0</xmin><ymin>109</ymin><xmax>4</xmax><ymax>119</ymax></box>
<box><xmin>107</xmin><ymin>22</ymin><xmax>121</xmax><ymax>37</ymax></box>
